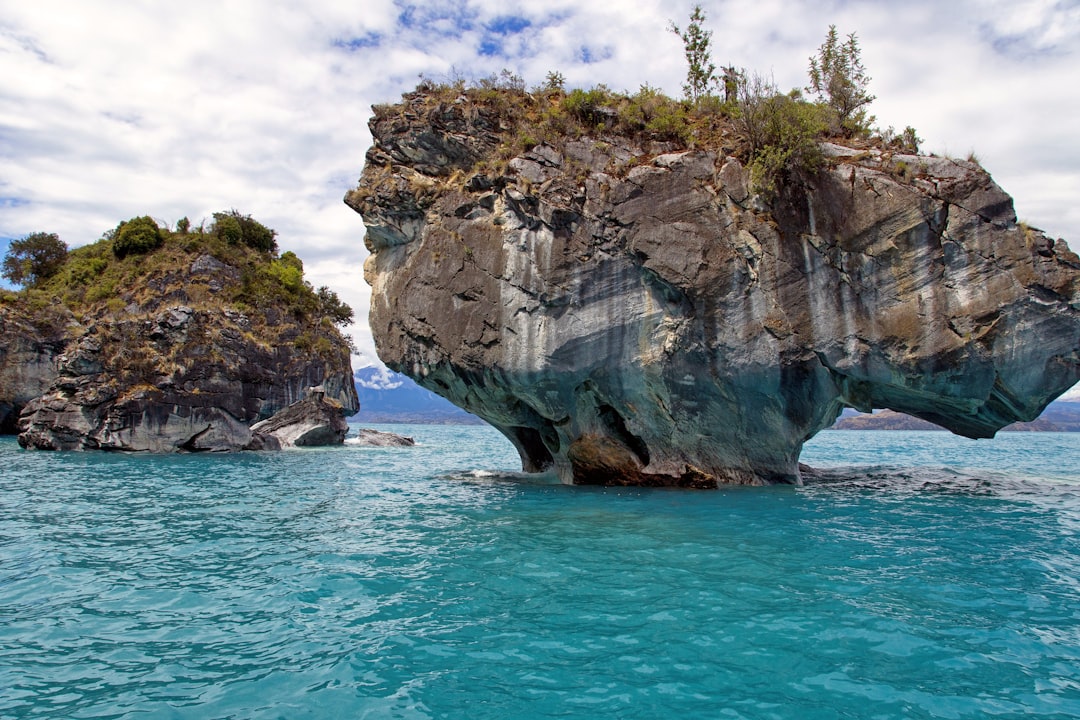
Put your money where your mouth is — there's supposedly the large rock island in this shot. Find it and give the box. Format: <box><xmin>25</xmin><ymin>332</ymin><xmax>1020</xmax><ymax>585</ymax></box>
<box><xmin>346</xmin><ymin>85</ymin><xmax>1080</xmax><ymax>486</ymax></box>
<box><xmin>1</xmin><ymin>212</ymin><xmax>359</xmax><ymax>451</ymax></box>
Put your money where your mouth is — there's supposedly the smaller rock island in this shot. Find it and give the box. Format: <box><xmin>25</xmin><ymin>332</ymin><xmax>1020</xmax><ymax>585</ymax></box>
<box><xmin>1</xmin><ymin>212</ymin><xmax>359</xmax><ymax>451</ymax></box>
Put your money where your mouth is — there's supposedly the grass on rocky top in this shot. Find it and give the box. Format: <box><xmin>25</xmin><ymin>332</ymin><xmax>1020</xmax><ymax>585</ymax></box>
<box><xmin>1</xmin><ymin>224</ymin><xmax>350</xmax><ymax>347</ymax></box>
<box><xmin>372</xmin><ymin>73</ymin><xmax>925</xmax><ymax>201</ymax></box>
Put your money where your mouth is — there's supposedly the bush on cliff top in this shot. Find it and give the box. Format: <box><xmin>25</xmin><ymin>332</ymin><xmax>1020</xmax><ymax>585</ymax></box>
<box><xmin>112</xmin><ymin>216</ymin><xmax>163</xmax><ymax>259</ymax></box>
<box><xmin>6</xmin><ymin>211</ymin><xmax>352</xmax><ymax>330</ymax></box>
<box><xmin>212</xmin><ymin>210</ymin><xmax>277</xmax><ymax>252</ymax></box>
<box><xmin>407</xmin><ymin>16</ymin><xmax>903</xmax><ymax>197</ymax></box>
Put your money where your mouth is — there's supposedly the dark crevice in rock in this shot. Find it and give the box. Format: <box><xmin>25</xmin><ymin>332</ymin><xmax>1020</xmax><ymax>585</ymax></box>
<box><xmin>180</xmin><ymin>424</ymin><xmax>214</xmax><ymax>452</ymax></box>
<box><xmin>597</xmin><ymin>403</ymin><xmax>650</xmax><ymax>467</ymax></box>
<box><xmin>507</xmin><ymin>425</ymin><xmax>555</xmax><ymax>472</ymax></box>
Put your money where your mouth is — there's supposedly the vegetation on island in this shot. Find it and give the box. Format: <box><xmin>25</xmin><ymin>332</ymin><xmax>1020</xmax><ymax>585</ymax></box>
<box><xmin>1</xmin><ymin>232</ymin><xmax>68</xmax><ymax>287</ymax></box>
<box><xmin>405</xmin><ymin>6</ymin><xmax>923</xmax><ymax>199</ymax></box>
<box><xmin>1</xmin><ymin>211</ymin><xmax>354</xmax><ymax>349</ymax></box>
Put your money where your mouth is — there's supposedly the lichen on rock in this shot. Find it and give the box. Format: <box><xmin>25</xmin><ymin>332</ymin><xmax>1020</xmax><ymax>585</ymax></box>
<box><xmin>346</xmin><ymin>87</ymin><xmax>1080</xmax><ymax>486</ymax></box>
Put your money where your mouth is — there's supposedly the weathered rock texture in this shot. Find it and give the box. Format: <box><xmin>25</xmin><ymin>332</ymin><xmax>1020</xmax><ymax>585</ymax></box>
<box><xmin>351</xmin><ymin>427</ymin><xmax>416</xmax><ymax>447</ymax></box>
<box><xmin>250</xmin><ymin>391</ymin><xmax>350</xmax><ymax>447</ymax></box>
<box><xmin>5</xmin><ymin>248</ymin><xmax>358</xmax><ymax>452</ymax></box>
<box><xmin>0</xmin><ymin>304</ymin><xmax>71</xmax><ymax>433</ymax></box>
<box><xmin>347</xmin><ymin>91</ymin><xmax>1080</xmax><ymax>486</ymax></box>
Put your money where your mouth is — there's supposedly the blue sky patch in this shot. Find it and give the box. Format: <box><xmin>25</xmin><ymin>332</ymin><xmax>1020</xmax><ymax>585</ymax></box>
<box><xmin>486</xmin><ymin>15</ymin><xmax>531</xmax><ymax>35</ymax></box>
<box><xmin>577</xmin><ymin>45</ymin><xmax>613</xmax><ymax>64</ymax></box>
<box><xmin>333</xmin><ymin>32</ymin><xmax>382</xmax><ymax>52</ymax></box>
<box><xmin>478</xmin><ymin>39</ymin><xmax>502</xmax><ymax>57</ymax></box>
<box><xmin>396</xmin><ymin>1</ymin><xmax>477</xmax><ymax>37</ymax></box>
<box><xmin>0</xmin><ymin>237</ymin><xmax>11</xmax><ymax>290</ymax></box>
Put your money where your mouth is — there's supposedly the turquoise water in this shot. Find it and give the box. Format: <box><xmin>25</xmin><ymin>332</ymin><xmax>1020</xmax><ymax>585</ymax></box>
<box><xmin>1</xmin><ymin>427</ymin><xmax>1079</xmax><ymax>719</ymax></box>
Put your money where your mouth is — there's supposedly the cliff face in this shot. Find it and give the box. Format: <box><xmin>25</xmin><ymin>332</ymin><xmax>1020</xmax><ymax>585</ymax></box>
<box><xmin>0</xmin><ymin>303</ymin><xmax>71</xmax><ymax>434</ymax></box>
<box><xmin>2</xmin><ymin>240</ymin><xmax>359</xmax><ymax>451</ymax></box>
<box><xmin>347</xmin><ymin>90</ymin><xmax>1080</xmax><ymax>486</ymax></box>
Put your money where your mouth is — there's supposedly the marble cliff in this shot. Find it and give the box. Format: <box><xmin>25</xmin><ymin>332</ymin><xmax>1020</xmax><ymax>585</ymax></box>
<box><xmin>347</xmin><ymin>89</ymin><xmax>1080</xmax><ymax>486</ymax></box>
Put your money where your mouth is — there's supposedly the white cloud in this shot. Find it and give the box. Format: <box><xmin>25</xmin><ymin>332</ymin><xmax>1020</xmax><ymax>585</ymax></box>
<box><xmin>355</xmin><ymin>364</ymin><xmax>404</xmax><ymax>390</ymax></box>
<box><xmin>1</xmin><ymin>0</ymin><xmax>1078</xmax><ymax>384</ymax></box>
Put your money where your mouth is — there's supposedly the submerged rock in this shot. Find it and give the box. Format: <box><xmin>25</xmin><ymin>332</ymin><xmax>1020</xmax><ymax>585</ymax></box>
<box><xmin>346</xmin><ymin>90</ymin><xmax>1080</xmax><ymax>486</ymax></box>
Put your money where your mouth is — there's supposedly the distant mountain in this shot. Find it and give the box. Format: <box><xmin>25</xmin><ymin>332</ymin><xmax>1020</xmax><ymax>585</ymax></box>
<box><xmin>351</xmin><ymin>367</ymin><xmax>482</xmax><ymax>424</ymax></box>
<box><xmin>1040</xmin><ymin>401</ymin><xmax>1080</xmax><ymax>431</ymax></box>
<box><xmin>831</xmin><ymin>401</ymin><xmax>1080</xmax><ymax>431</ymax></box>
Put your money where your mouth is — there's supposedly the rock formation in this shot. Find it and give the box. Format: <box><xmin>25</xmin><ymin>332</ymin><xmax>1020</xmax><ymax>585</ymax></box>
<box><xmin>831</xmin><ymin>409</ymin><xmax>1061</xmax><ymax>432</ymax></box>
<box><xmin>3</xmin><ymin>236</ymin><xmax>358</xmax><ymax>451</ymax></box>
<box><xmin>351</xmin><ymin>427</ymin><xmax>416</xmax><ymax>447</ymax></box>
<box><xmin>250</xmin><ymin>389</ymin><xmax>350</xmax><ymax>447</ymax></box>
<box><xmin>346</xmin><ymin>89</ymin><xmax>1080</xmax><ymax>486</ymax></box>
<box><xmin>0</xmin><ymin>303</ymin><xmax>70</xmax><ymax>433</ymax></box>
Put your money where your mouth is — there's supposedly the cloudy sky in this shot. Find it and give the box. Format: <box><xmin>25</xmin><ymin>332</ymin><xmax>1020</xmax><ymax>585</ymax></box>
<box><xmin>2</xmin><ymin>0</ymin><xmax>1079</xmax><ymax>377</ymax></box>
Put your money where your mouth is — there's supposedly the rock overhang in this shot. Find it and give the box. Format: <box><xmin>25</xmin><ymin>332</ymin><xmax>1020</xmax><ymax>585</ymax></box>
<box><xmin>348</xmin><ymin>90</ymin><xmax>1080</xmax><ymax>486</ymax></box>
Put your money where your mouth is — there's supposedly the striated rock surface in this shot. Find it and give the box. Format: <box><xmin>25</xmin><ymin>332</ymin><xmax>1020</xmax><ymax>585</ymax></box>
<box><xmin>15</xmin><ymin>303</ymin><xmax>357</xmax><ymax>452</ymax></box>
<box><xmin>6</xmin><ymin>238</ymin><xmax>358</xmax><ymax>452</ymax></box>
<box><xmin>250</xmin><ymin>390</ymin><xmax>350</xmax><ymax>447</ymax></box>
<box><xmin>346</xmin><ymin>90</ymin><xmax>1080</xmax><ymax>486</ymax></box>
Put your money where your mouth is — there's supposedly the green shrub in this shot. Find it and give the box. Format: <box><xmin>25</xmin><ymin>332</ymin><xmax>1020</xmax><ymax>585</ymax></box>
<box><xmin>212</xmin><ymin>213</ymin><xmax>242</xmax><ymax>245</ymax></box>
<box><xmin>267</xmin><ymin>251</ymin><xmax>305</xmax><ymax>293</ymax></box>
<box><xmin>618</xmin><ymin>84</ymin><xmax>664</xmax><ymax>129</ymax></box>
<box><xmin>112</xmin><ymin>216</ymin><xmax>163</xmax><ymax>259</ymax></box>
<box><xmin>645</xmin><ymin>100</ymin><xmax>691</xmax><ymax>142</ymax></box>
<box><xmin>563</xmin><ymin>85</ymin><xmax>617</xmax><ymax>126</ymax></box>
<box><xmin>542</xmin><ymin>71</ymin><xmax>565</xmax><ymax>92</ymax></box>
<box><xmin>901</xmin><ymin>126</ymin><xmax>921</xmax><ymax>154</ymax></box>
<box><xmin>65</xmin><ymin>255</ymin><xmax>109</xmax><ymax>286</ymax></box>
<box><xmin>738</xmin><ymin>84</ymin><xmax>828</xmax><ymax>198</ymax></box>
<box><xmin>212</xmin><ymin>210</ymin><xmax>277</xmax><ymax>252</ymax></box>
<box><xmin>477</xmin><ymin>68</ymin><xmax>525</xmax><ymax>93</ymax></box>
<box><xmin>85</xmin><ymin>277</ymin><xmax>117</xmax><ymax>302</ymax></box>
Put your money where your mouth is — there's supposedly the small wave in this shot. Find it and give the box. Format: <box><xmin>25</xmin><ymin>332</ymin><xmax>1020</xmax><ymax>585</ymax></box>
<box><xmin>801</xmin><ymin>464</ymin><xmax>1080</xmax><ymax>501</ymax></box>
<box><xmin>440</xmin><ymin>469</ymin><xmax>563</xmax><ymax>486</ymax></box>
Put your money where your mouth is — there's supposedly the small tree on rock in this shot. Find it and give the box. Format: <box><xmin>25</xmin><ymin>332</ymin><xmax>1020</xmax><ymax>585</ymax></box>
<box><xmin>807</xmin><ymin>25</ymin><xmax>875</xmax><ymax>136</ymax></box>
<box><xmin>2</xmin><ymin>232</ymin><xmax>68</xmax><ymax>287</ymax></box>
<box><xmin>670</xmin><ymin>4</ymin><xmax>717</xmax><ymax>103</ymax></box>
<box><xmin>316</xmin><ymin>286</ymin><xmax>353</xmax><ymax>326</ymax></box>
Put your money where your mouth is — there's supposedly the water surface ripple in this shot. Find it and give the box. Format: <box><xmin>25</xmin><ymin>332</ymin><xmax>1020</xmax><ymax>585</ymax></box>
<box><xmin>1</xmin><ymin>428</ymin><xmax>1078</xmax><ymax>719</ymax></box>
